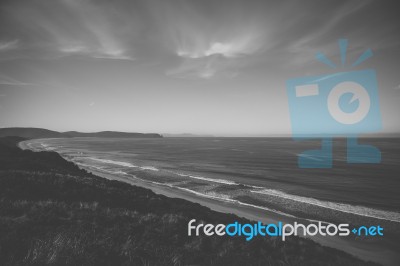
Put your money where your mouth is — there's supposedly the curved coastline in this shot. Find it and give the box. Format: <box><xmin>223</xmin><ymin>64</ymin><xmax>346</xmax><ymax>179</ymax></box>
<box><xmin>18</xmin><ymin>138</ymin><xmax>400</xmax><ymax>266</ymax></box>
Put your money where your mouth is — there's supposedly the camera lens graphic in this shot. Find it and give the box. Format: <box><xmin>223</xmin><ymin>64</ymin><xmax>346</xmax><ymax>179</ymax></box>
<box><xmin>327</xmin><ymin>81</ymin><xmax>371</xmax><ymax>125</ymax></box>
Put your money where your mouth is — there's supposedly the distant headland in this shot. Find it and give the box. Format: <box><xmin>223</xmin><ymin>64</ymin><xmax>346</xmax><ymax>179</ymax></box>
<box><xmin>0</xmin><ymin>127</ymin><xmax>163</xmax><ymax>139</ymax></box>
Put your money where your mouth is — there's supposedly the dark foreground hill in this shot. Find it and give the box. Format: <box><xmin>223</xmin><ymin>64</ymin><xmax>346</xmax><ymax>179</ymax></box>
<box><xmin>0</xmin><ymin>127</ymin><xmax>162</xmax><ymax>139</ymax></box>
<box><xmin>0</xmin><ymin>136</ymin><xmax>378</xmax><ymax>265</ymax></box>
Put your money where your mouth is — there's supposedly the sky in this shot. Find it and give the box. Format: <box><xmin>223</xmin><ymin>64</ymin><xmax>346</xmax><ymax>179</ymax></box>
<box><xmin>0</xmin><ymin>0</ymin><xmax>399</xmax><ymax>136</ymax></box>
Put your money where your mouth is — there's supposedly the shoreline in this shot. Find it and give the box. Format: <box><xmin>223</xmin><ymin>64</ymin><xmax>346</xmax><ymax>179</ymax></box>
<box><xmin>18</xmin><ymin>139</ymin><xmax>400</xmax><ymax>265</ymax></box>
<box><xmin>88</xmin><ymin>168</ymin><xmax>397</xmax><ymax>266</ymax></box>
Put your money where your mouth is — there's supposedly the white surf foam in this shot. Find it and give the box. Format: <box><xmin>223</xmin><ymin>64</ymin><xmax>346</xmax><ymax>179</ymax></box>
<box><xmin>86</xmin><ymin>157</ymin><xmax>160</xmax><ymax>172</ymax></box>
<box><xmin>176</xmin><ymin>173</ymin><xmax>237</xmax><ymax>185</ymax></box>
<box><xmin>140</xmin><ymin>166</ymin><xmax>159</xmax><ymax>171</ymax></box>
<box><xmin>87</xmin><ymin>157</ymin><xmax>138</xmax><ymax>168</ymax></box>
<box><xmin>150</xmin><ymin>181</ymin><xmax>297</xmax><ymax>218</ymax></box>
<box><xmin>251</xmin><ymin>189</ymin><xmax>400</xmax><ymax>223</ymax></box>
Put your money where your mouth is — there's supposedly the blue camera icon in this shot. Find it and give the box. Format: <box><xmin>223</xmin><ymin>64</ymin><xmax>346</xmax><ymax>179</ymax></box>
<box><xmin>287</xmin><ymin>70</ymin><xmax>381</xmax><ymax>135</ymax></box>
<box><xmin>286</xmin><ymin>40</ymin><xmax>382</xmax><ymax>168</ymax></box>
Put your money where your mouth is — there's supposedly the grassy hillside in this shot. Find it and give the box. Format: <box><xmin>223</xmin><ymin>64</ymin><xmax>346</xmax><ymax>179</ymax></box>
<box><xmin>0</xmin><ymin>137</ymin><xmax>378</xmax><ymax>265</ymax></box>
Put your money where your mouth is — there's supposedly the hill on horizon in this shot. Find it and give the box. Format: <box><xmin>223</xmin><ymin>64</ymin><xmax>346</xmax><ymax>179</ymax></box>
<box><xmin>0</xmin><ymin>127</ymin><xmax>162</xmax><ymax>139</ymax></box>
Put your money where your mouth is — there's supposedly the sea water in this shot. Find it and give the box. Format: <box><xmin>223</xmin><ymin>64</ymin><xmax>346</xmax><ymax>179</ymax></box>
<box><xmin>24</xmin><ymin>137</ymin><xmax>400</xmax><ymax>225</ymax></box>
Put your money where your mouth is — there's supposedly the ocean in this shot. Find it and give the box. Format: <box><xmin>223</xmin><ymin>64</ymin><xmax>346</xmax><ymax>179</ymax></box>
<box><xmin>23</xmin><ymin>137</ymin><xmax>400</xmax><ymax>226</ymax></box>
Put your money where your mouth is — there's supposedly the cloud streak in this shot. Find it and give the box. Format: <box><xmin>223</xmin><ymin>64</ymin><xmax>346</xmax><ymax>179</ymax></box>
<box><xmin>150</xmin><ymin>0</ymin><xmax>269</xmax><ymax>79</ymax></box>
<box><xmin>0</xmin><ymin>0</ymin><xmax>399</xmax><ymax>79</ymax></box>
<box><xmin>168</xmin><ymin>23</ymin><xmax>266</xmax><ymax>79</ymax></box>
<box><xmin>0</xmin><ymin>40</ymin><xmax>19</xmax><ymax>51</ymax></box>
<box><xmin>1</xmin><ymin>0</ymin><xmax>137</xmax><ymax>60</ymax></box>
<box><xmin>166</xmin><ymin>55</ymin><xmax>240</xmax><ymax>79</ymax></box>
<box><xmin>0</xmin><ymin>73</ymin><xmax>34</xmax><ymax>86</ymax></box>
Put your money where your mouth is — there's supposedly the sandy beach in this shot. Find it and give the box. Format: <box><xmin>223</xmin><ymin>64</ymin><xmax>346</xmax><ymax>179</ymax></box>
<box><xmin>18</xmin><ymin>139</ymin><xmax>399</xmax><ymax>265</ymax></box>
<box><xmin>88</xmin><ymin>168</ymin><xmax>398</xmax><ymax>266</ymax></box>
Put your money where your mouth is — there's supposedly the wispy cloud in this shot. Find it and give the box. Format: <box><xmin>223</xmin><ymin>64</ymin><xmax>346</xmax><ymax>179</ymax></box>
<box><xmin>55</xmin><ymin>0</ymin><xmax>135</xmax><ymax>60</ymax></box>
<box><xmin>279</xmin><ymin>0</ymin><xmax>400</xmax><ymax>67</ymax></box>
<box><xmin>58</xmin><ymin>44</ymin><xmax>133</xmax><ymax>60</ymax></box>
<box><xmin>0</xmin><ymin>0</ymin><xmax>399</xmax><ymax>79</ymax></box>
<box><xmin>166</xmin><ymin>55</ymin><xmax>242</xmax><ymax>79</ymax></box>
<box><xmin>0</xmin><ymin>39</ymin><xmax>19</xmax><ymax>51</ymax></box>
<box><xmin>153</xmin><ymin>1</ymin><xmax>268</xmax><ymax>79</ymax></box>
<box><xmin>288</xmin><ymin>1</ymin><xmax>372</xmax><ymax>53</ymax></box>
<box><xmin>2</xmin><ymin>0</ymin><xmax>136</xmax><ymax>60</ymax></box>
<box><xmin>173</xmin><ymin>27</ymin><xmax>265</xmax><ymax>60</ymax></box>
<box><xmin>0</xmin><ymin>73</ymin><xmax>34</xmax><ymax>86</ymax></box>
